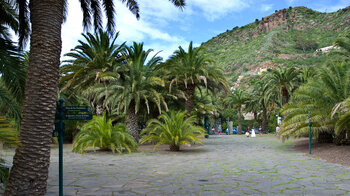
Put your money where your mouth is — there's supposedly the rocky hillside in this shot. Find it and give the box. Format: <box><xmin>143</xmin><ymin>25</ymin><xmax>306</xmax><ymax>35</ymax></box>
<box><xmin>201</xmin><ymin>6</ymin><xmax>350</xmax><ymax>82</ymax></box>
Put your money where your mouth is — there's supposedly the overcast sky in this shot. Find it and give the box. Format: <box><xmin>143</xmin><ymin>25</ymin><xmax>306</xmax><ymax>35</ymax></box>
<box><xmin>61</xmin><ymin>0</ymin><xmax>350</xmax><ymax>61</ymax></box>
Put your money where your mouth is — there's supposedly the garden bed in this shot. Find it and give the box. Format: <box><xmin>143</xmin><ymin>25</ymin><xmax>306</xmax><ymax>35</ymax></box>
<box><xmin>294</xmin><ymin>138</ymin><xmax>350</xmax><ymax>167</ymax></box>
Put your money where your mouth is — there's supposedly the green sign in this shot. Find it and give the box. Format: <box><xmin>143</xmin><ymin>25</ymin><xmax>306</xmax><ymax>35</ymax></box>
<box><xmin>64</xmin><ymin>106</ymin><xmax>92</xmax><ymax>113</ymax></box>
<box><xmin>65</xmin><ymin>114</ymin><xmax>92</xmax><ymax>120</ymax></box>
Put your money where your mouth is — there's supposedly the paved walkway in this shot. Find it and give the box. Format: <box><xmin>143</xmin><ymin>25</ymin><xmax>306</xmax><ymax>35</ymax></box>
<box><xmin>2</xmin><ymin>135</ymin><xmax>350</xmax><ymax>195</ymax></box>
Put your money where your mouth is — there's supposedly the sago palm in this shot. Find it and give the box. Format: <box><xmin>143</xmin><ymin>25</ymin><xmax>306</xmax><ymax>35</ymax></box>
<box><xmin>140</xmin><ymin>110</ymin><xmax>205</xmax><ymax>151</ymax></box>
<box><xmin>72</xmin><ymin>112</ymin><xmax>137</xmax><ymax>154</ymax></box>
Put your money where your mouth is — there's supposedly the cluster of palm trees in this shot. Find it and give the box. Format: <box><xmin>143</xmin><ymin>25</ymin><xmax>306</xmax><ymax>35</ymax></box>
<box><xmin>281</xmin><ymin>34</ymin><xmax>350</xmax><ymax>144</ymax></box>
<box><xmin>0</xmin><ymin>0</ymin><xmax>188</xmax><ymax>194</ymax></box>
<box><xmin>225</xmin><ymin>65</ymin><xmax>299</xmax><ymax>134</ymax></box>
<box><xmin>60</xmin><ymin>30</ymin><xmax>228</xmax><ymax>142</ymax></box>
<box><xmin>227</xmin><ymin>33</ymin><xmax>350</xmax><ymax>145</ymax></box>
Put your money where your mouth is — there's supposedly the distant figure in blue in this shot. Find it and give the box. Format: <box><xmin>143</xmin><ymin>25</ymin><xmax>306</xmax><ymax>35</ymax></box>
<box><xmin>225</xmin><ymin>128</ymin><xmax>229</xmax><ymax>135</ymax></box>
<box><xmin>211</xmin><ymin>127</ymin><xmax>215</xmax><ymax>135</ymax></box>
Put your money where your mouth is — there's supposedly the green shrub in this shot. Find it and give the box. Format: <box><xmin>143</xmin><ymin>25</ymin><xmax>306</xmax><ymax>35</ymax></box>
<box><xmin>72</xmin><ymin>113</ymin><xmax>137</xmax><ymax>154</ymax></box>
<box><xmin>0</xmin><ymin>159</ymin><xmax>9</xmax><ymax>185</ymax></box>
<box><xmin>0</xmin><ymin>116</ymin><xmax>18</xmax><ymax>146</ymax></box>
<box><xmin>140</xmin><ymin>111</ymin><xmax>205</xmax><ymax>151</ymax></box>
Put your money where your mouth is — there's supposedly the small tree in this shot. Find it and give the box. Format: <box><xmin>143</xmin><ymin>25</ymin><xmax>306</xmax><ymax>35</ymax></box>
<box><xmin>140</xmin><ymin>111</ymin><xmax>205</xmax><ymax>151</ymax></box>
<box><xmin>73</xmin><ymin>113</ymin><xmax>137</xmax><ymax>154</ymax></box>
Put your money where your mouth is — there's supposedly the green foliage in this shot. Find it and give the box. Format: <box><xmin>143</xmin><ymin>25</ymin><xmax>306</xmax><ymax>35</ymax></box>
<box><xmin>140</xmin><ymin>111</ymin><xmax>205</xmax><ymax>151</ymax></box>
<box><xmin>88</xmin><ymin>42</ymin><xmax>167</xmax><ymax>115</ymax></box>
<box><xmin>0</xmin><ymin>158</ymin><xmax>9</xmax><ymax>185</ymax></box>
<box><xmin>280</xmin><ymin>62</ymin><xmax>350</xmax><ymax>141</ymax></box>
<box><xmin>329</xmin><ymin>32</ymin><xmax>350</xmax><ymax>62</ymax></box>
<box><xmin>264</xmin><ymin>66</ymin><xmax>301</xmax><ymax>105</ymax></box>
<box><xmin>334</xmin><ymin>97</ymin><xmax>350</xmax><ymax>134</ymax></box>
<box><xmin>0</xmin><ymin>116</ymin><xmax>18</xmax><ymax>146</ymax></box>
<box><xmin>60</xmin><ymin>30</ymin><xmax>125</xmax><ymax>95</ymax></box>
<box><xmin>200</xmin><ymin>7</ymin><xmax>350</xmax><ymax>81</ymax></box>
<box><xmin>293</xmin><ymin>33</ymin><xmax>318</xmax><ymax>52</ymax></box>
<box><xmin>166</xmin><ymin>41</ymin><xmax>229</xmax><ymax>96</ymax></box>
<box><xmin>72</xmin><ymin>113</ymin><xmax>137</xmax><ymax>154</ymax></box>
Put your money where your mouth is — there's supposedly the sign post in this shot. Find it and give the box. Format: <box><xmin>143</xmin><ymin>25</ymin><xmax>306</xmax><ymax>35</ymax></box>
<box><xmin>54</xmin><ymin>99</ymin><xmax>92</xmax><ymax>196</ymax></box>
<box><xmin>56</xmin><ymin>99</ymin><xmax>65</xmax><ymax>196</ymax></box>
<box><xmin>308</xmin><ymin>111</ymin><xmax>312</xmax><ymax>154</ymax></box>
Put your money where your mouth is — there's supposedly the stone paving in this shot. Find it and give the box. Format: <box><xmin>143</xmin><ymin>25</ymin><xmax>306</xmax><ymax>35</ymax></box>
<box><xmin>2</xmin><ymin>135</ymin><xmax>350</xmax><ymax>195</ymax></box>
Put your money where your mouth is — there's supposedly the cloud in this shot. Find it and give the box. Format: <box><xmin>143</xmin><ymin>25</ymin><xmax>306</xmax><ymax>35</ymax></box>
<box><xmin>189</xmin><ymin>0</ymin><xmax>250</xmax><ymax>21</ymax></box>
<box><xmin>261</xmin><ymin>4</ymin><xmax>273</xmax><ymax>12</ymax></box>
<box><xmin>313</xmin><ymin>0</ymin><xmax>350</xmax><ymax>13</ymax></box>
<box><xmin>61</xmin><ymin>0</ymin><xmax>190</xmax><ymax>61</ymax></box>
<box><xmin>146</xmin><ymin>41</ymin><xmax>201</xmax><ymax>61</ymax></box>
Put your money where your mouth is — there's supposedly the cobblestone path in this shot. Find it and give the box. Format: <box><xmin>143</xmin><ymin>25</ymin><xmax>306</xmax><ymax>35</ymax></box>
<box><xmin>2</xmin><ymin>135</ymin><xmax>350</xmax><ymax>195</ymax></box>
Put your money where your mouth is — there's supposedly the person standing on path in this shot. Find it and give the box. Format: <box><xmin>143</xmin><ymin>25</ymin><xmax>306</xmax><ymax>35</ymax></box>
<box><xmin>276</xmin><ymin>126</ymin><xmax>280</xmax><ymax>136</ymax></box>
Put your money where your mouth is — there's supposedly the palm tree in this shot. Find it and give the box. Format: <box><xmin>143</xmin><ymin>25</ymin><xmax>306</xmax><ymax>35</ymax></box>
<box><xmin>334</xmin><ymin>97</ymin><xmax>350</xmax><ymax>136</ymax></box>
<box><xmin>248</xmin><ymin>75</ymin><xmax>281</xmax><ymax>133</ymax></box>
<box><xmin>280</xmin><ymin>62</ymin><xmax>350</xmax><ymax>144</ymax></box>
<box><xmin>264</xmin><ymin>66</ymin><xmax>301</xmax><ymax>106</ymax></box>
<box><xmin>89</xmin><ymin>42</ymin><xmax>168</xmax><ymax>142</ymax></box>
<box><xmin>244</xmin><ymin>94</ymin><xmax>260</xmax><ymax>126</ymax></box>
<box><xmin>140</xmin><ymin>110</ymin><xmax>205</xmax><ymax>151</ymax></box>
<box><xmin>329</xmin><ymin>32</ymin><xmax>350</xmax><ymax>62</ymax></box>
<box><xmin>72</xmin><ymin>112</ymin><xmax>137</xmax><ymax>154</ymax></box>
<box><xmin>166</xmin><ymin>42</ymin><xmax>228</xmax><ymax>114</ymax></box>
<box><xmin>5</xmin><ymin>1</ymin><xmax>185</xmax><ymax>195</ymax></box>
<box><xmin>60</xmin><ymin>30</ymin><xmax>125</xmax><ymax>115</ymax></box>
<box><xmin>225</xmin><ymin>88</ymin><xmax>249</xmax><ymax>134</ymax></box>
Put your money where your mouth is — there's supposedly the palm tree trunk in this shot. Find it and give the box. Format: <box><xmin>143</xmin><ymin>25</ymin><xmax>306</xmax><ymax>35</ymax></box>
<box><xmin>334</xmin><ymin>130</ymin><xmax>349</xmax><ymax>145</ymax></box>
<box><xmin>170</xmin><ymin>144</ymin><xmax>180</xmax><ymax>151</ymax></box>
<box><xmin>185</xmin><ymin>84</ymin><xmax>195</xmax><ymax>114</ymax></box>
<box><xmin>253</xmin><ymin>111</ymin><xmax>258</xmax><ymax>124</ymax></box>
<box><xmin>5</xmin><ymin>1</ymin><xmax>64</xmax><ymax>195</ymax></box>
<box><xmin>96</xmin><ymin>97</ymin><xmax>105</xmax><ymax>116</ymax></box>
<box><xmin>127</xmin><ymin>101</ymin><xmax>139</xmax><ymax>142</ymax></box>
<box><xmin>262</xmin><ymin>101</ymin><xmax>267</xmax><ymax>134</ymax></box>
<box><xmin>282</xmin><ymin>88</ymin><xmax>289</xmax><ymax>105</ymax></box>
<box><xmin>237</xmin><ymin>105</ymin><xmax>242</xmax><ymax>135</ymax></box>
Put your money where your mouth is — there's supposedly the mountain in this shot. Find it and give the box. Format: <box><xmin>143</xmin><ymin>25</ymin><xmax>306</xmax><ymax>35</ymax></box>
<box><xmin>201</xmin><ymin>6</ymin><xmax>350</xmax><ymax>82</ymax></box>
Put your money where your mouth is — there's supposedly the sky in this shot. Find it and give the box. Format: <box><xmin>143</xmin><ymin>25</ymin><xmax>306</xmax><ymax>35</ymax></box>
<box><xmin>61</xmin><ymin>0</ymin><xmax>350</xmax><ymax>61</ymax></box>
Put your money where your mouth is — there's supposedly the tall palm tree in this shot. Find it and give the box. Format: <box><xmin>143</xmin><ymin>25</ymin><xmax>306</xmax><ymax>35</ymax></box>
<box><xmin>5</xmin><ymin>0</ymin><xmax>185</xmax><ymax>195</ymax></box>
<box><xmin>166</xmin><ymin>42</ymin><xmax>228</xmax><ymax>114</ymax></box>
<box><xmin>225</xmin><ymin>88</ymin><xmax>249</xmax><ymax>134</ymax></box>
<box><xmin>60</xmin><ymin>30</ymin><xmax>125</xmax><ymax>115</ymax></box>
<box><xmin>249</xmin><ymin>75</ymin><xmax>281</xmax><ymax>133</ymax></box>
<box><xmin>264</xmin><ymin>66</ymin><xmax>301</xmax><ymax>105</ymax></box>
<box><xmin>89</xmin><ymin>42</ymin><xmax>167</xmax><ymax>141</ymax></box>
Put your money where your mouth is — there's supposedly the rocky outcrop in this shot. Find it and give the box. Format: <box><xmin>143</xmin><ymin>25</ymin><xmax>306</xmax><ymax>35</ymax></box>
<box><xmin>259</xmin><ymin>9</ymin><xmax>288</xmax><ymax>33</ymax></box>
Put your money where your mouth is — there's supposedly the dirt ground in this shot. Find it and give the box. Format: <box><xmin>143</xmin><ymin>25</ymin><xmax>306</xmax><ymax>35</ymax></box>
<box><xmin>294</xmin><ymin>138</ymin><xmax>350</xmax><ymax>168</ymax></box>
